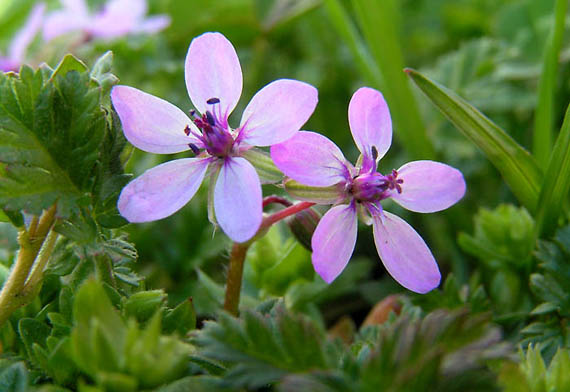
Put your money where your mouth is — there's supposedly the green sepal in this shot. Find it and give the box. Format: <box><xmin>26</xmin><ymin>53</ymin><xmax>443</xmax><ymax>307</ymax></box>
<box><xmin>284</xmin><ymin>178</ymin><xmax>342</xmax><ymax>204</ymax></box>
<box><xmin>241</xmin><ymin>148</ymin><xmax>283</xmax><ymax>184</ymax></box>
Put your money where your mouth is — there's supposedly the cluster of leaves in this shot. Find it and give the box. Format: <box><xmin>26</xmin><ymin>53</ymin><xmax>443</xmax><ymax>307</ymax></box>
<box><xmin>191</xmin><ymin>301</ymin><xmax>511</xmax><ymax>391</ymax></box>
<box><xmin>522</xmin><ymin>224</ymin><xmax>570</xmax><ymax>361</ymax></box>
<box><xmin>458</xmin><ymin>205</ymin><xmax>535</xmax><ymax>315</ymax></box>
<box><xmin>499</xmin><ymin>346</ymin><xmax>570</xmax><ymax>392</ymax></box>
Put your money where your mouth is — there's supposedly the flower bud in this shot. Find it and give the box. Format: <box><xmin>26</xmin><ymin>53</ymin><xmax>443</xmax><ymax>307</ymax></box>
<box><xmin>287</xmin><ymin>207</ymin><xmax>321</xmax><ymax>251</ymax></box>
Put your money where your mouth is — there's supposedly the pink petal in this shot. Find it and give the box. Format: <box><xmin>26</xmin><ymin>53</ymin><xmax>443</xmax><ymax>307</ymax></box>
<box><xmin>8</xmin><ymin>3</ymin><xmax>45</xmax><ymax>62</ymax></box>
<box><xmin>214</xmin><ymin>157</ymin><xmax>262</xmax><ymax>243</ymax></box>
<box><xmin>185</xmin><ymin>32</ymin><xmax>242</xmax><ymax>119</ymax></box>
<box><xmin>43</xmin><ymin>0</ymin><xmax>89</xmax><ymax>40</ymax></box>
<box><xmin>348</xmin><ymin>87</ymin><xmax>392</xmax><ymax>161</ymax></box>
<box><xmin>311</xmin><ymin>204</ymin><xmax>358</xmax><ymax>283</ymax></box>
<box><xmin>271</xmin><ymin>131</ymin><xmax>349</xmax><ymax>186</ymax></box>
<box><xmin>134</xmin><ymin>15</ymin><xmax>171</xmax><ymax>34</ymax></box>
<box><xmin>373</xmin><ymin>211</ymin><xmax>440</xmax><ymax>293</ymax></box>
<box><xmin>391</xmin><ymin>160</ymin><xmax>466</xmax><ymax>213</ymax></box>
<box><xmin>0</xmin><ymin>57</ymin><xmax>19</xmax><ymax>72</ymax></box>
<box><xmin>118</xmin><ymin>158</ymin><xmax>210</xmax><ymax>223</ymax></box>
<box><xmin>111</xmin><ymin>85</ymin><xmax>199</xmax><ymax>154</ymax></box>
<box><xmin>239</xmin><ymin>79</ymin><xmax>318</xmax><ymax>146</ymax></box>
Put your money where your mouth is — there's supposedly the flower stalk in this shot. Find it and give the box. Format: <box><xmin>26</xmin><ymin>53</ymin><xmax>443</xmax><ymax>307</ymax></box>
<box><xmin>223</xmin><ymin>199</ymin><xmax>316</xmax><ymax>315</ymax></box>
<box><xmin>0</xmin><ymin>204</ymin><xmax>58</xmax><ymax>326</ymax></box>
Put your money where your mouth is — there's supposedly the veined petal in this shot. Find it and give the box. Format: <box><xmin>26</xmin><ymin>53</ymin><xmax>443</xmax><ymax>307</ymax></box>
<box><xmin>214</xmin><ymin>157</ymin><xmax>262</xmax><ymax>243</ymax></box>
<box><xmin>348</xmin><ymin>87</ymin><xmax>392</xmax><ymax>161</ymax></box>
<box><xmin>391</xmin><ymin>160</ymin><xmax>466</xmax><ymax>213</ymax></box>
<box><xmin>271</xmin><ymin>131</ymin><xmax>348</xmax><ymax>186</ymax></box>
<box><xmin>239</xmin><ymin>79</ymin><xmax>318</xmax><ymax>146</ymax></box>
<box><xmin>373</xmin><ymin>211</ymin><xmax>440</xmax><ymax>293</ymax></box>
<box><xmin>311</xmin><ymin>204</ymin><xmax>358</xmax><ymax>283</ymax></box>
<box><xmin>185</xmin><ymin>32</ymin><xmax>242</xmax><ymax>119</ymax></box>
<box><xmin>8</xmin><ymin>3</ymin><xmax>45</xmax><ymax>62</ymax></box>
<box><xmin>111</xmin><ymin>85</ymin><xmax>199</xmax><ymax>154</ymax></box>
<box><xmin>118</xmin><ymin>158</ymin><xmax>210</xmax><ymax>222</ymax></box>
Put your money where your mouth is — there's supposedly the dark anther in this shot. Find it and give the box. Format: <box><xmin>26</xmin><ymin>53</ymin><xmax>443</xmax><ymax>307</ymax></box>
<box><xmin>188</xmin><ymin>143</ymin><xmax>200</xmax><ymax>155</ymax></box>
<box><xmin>205</xmin><ymin>111</ymin><xmax>216</xmax><ymax>126</ymax></box>
<box><xmin>189</xmin><ymin>109</ymin><xmax>197</xmax><ymax>118</ymax></box>
<box><xmin>184</xmin><ymin>125</ymin><xmax>191</xmax><ymax>136</ymax></box>
<box><xmin>371</xmin><ymin>146</ymin><xmax>378</xmax><ymax>160</ymax></box>
<box><xmin>207</xmin><ymin>97</ymin><xmax>220</xmax><ymax>105</ymax></box>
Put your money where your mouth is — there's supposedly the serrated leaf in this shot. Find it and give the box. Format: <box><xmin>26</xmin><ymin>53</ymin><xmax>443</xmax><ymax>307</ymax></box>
<box><xmin>0</xmin><ymin>68</ymin><xmax>105</xmax><ymax>216</ymax></box>
<box><xmin>50</xmin><ymin>55</ymin><xmax>88</xmax><ymax>83</ymax></box>
<box><xmin>406</xmin><ymin>68</ymin><xmax>543</xmax><ymax>212</ymax></box>
<box><xmin>18</xmin><ymin>318</ymin><xmax>51</xmax><ymax>364</ymax></box>
<box><xmin>163</xmin><ymin>298</ymin><xmax>196</xmax><ymax>335</ymax></box>
<box><xmin>0</xmin><ymin>362</ymin><xmax>28</xmax><ymax>392</ymax></box>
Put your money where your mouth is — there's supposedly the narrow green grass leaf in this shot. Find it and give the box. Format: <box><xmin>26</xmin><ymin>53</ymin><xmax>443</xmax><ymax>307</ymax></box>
<box><xmin>535</xmin><ymin>104</ymin><xmax>570</xmax><ymax>237</ymax></box>
<box><xmin>406</xmin><ymin>68</ymin><xmax>542</xmax><ymax>212</ymax></box>
<box><xmin>323</xmin><ymin>0</ymin><xmax>383</xmax><ymax>88</ymax></box>
<box><xmin>533</xmin><ymin>0</ymin><xmax>568</xmax><ymax>168</ymax></box>
<box><xmin>351</xmin><ymin>0</ymin><xmax>435</xmax><ymax>160</ymax></box>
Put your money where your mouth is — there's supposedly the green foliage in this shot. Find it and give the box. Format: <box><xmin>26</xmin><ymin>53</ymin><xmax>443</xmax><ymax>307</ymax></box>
<box><xmin>522</xmin><ymin>224</ymin><xmax>570</xmax><ymax>360</ymax></box>
<box><xmin>499</xmin><ymin>346</ymin><xmax>570</xmax><ymax>392</ymax></box>
<box><xmin>195</xmin><ymin>301</ymin><xmax>510</xmax><ymax>391</ymax></box>
<box><xmin>406</xmin><ymin>69</ymin><xmax>542</xmax><ymax>212</ymax></box>
<box><xmin>12</xmin><ymin>279</ymin><xmax>195</xmax><ymax>390</ymax></box>
<box><xmin>458</xmin><ymin>204</ymin><xmax>535</xmax><ymax>315</ymax></box>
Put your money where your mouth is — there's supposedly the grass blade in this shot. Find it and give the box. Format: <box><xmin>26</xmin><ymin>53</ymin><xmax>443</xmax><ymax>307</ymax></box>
<box><xmin>533</xmin><ymin>0</ymin><xmax>568</xmax><ymax>168</ymax></box>
<box><xmin>406</xmin><ymin>68</ymin><xmax>542</xmax><ymax>212</ymax></box>
<box><xmin>350</xmin><ymin>0</ymin><xmax>435</xmax><ymax>160</ymax></box>
<box><xmin>535</xmin><ymin>104</ymin><xmax>570</xmax><ymax>237</ymax></box>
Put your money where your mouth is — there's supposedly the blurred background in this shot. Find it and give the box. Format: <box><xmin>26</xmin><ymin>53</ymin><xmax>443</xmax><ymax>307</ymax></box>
<box><xmin>1</xmin><ymin>0</ymin><xmax>567</xmax><ymax>326</ymax></box>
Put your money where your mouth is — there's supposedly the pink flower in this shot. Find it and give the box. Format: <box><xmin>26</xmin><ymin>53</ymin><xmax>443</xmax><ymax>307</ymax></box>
<box><xmin>43</xmin><ymin>0</ymin><xmax>170</xmax><ymax>41</ymax></box>
<box><xmin>0</xmin><ymin>3</ymin><xmax>45</xmax><ymax>72</ymax></box>
<box><xmin>111</xmin><ymin>32</ymin><xmax>318</xmax><ymax>243</ymax></box>
<box><xmin>271</xmin><ymin>87</ymin><xmax>465</xmax><ymax>293</ymax></box>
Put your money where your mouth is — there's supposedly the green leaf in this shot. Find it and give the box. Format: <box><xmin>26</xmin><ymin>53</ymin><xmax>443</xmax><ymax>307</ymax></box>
<box><xmin>0</xmin><ymin>362</ymin><xmax>28</xmax><ymax>392</ymax></box>
<box><xmin>163</xmin><ymin>298</ymin><xmax>197</xmax><ymax>335</ymax></box>
<box><xmin>123</xmin><ymin>290</ymin><xmax>166</xmax><ymax>324</ymax></box>
<box><xmin>18</xmin><ymin>318</ymin><xmax>51</xmax><ymax>364</ymax></box>
<box><xmin>535</xmin><ymin>103</ymin><xmax>570</xmax><ymax>237</ymax></box>
<box><xmin>406</xmin><ymin>69</ymin><xmax>543</xmax><ymax>212</ymax></box>
<box><xmin>0</xmin><ymin>67</ymin><xmax>105</xmax><ymax>215</ymax></box>
<box><xmin>90</xmin><ymin>51</ymin><xmax>119</xmax><ymax>96</ymax></box>
<box><xmin>50</xmin><ymin>55</ymin><xmax>88</xmax><ymax>83</ymax></box>
<box><xmin>352</xmin><ymin>0</ymin><xmax>434</xmax><ymax>159</ymax></box>
<box><xmin>323</xmin><ymin>0</ymin><xmax>383</xmax><ymax>89</ymax></box>
<box><xmin>532</xmin><ymin>0</ymin><xmax>568</xmax><ymax>167</ymax></box>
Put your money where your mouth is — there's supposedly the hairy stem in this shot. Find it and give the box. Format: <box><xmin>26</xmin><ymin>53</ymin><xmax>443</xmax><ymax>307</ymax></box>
<box><xmin>223</xmin><ymin>201</ymin><xmax>316</xmax><ymax>315</ymax></box>
<box><xmin>223</xmin><ymin>242</ymin><xmax>250</xmax><ymax>316</ymax></box>
<box><xmin>0</xmin><ymin>204</ymin><xmax>57</xmax><ymax>326</ymax></box>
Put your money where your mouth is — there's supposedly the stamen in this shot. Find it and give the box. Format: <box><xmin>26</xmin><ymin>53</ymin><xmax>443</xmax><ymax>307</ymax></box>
<box><xmin>207</xmin><ymin>97</ymin><xmax>220</xmax><ymax>104</ymax></box>
<box><xmin>371</xmin><ymin>146</ymin><xmax>378</xmax><ymax>161</ymax></box>
<box><xmin>184</xmin><ymin>125</ymin><xmax>191</xmax><ymax>136</ymax></box>
<box><xmin>205</xmin><ymin>111</ymin><xmax>216</xmax><ymax>126</ymax></box>
<box><xmin>188</xmin><ymin>143</ymin><xmax>200</xmax><ymax>155</ymax></box>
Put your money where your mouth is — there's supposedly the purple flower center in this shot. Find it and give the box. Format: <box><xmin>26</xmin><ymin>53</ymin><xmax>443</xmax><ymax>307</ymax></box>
<box><xmin>185</xmin><ymin>98</ymin><xmax>236</xmax><ymax>157</ymax></box>
<box><xmin>349</xmin><ymin>169</ymin><xmax>403</xmax><ymax>203</ymax></box>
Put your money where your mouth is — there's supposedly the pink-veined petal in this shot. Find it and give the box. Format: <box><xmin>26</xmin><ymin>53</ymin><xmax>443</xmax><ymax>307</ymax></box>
<box><xmin>271</xmin><ymin>131</ymin><xmax>349</xmax><ymax>186</ymax></box>
<box><xmin>348</xmin><ymin>87</ymin><xmax>392</xmax><ymax>161</ymax></box>
<box><xmin>391</xmin><ymin>160</ymin><xmax>466</xmax><ymax>213</ymax></box>
<box><xmin>185</xmin><ymin>32</ymin><xmax>242</xmax><ymax>119</ymax></box>
<box><xmin>311</xmin><ymin>204</ymin><xmax>358</xmax><ymax>283</ymax></box>
<box><xmin>214</xmin><ymin>157</ymin><xmax>262</xmax><ymax>243</ymax></box>
<box><xmin>373</xmin><ymin>211</ymin><xmax>440</xmax><ymax>293</ymax></box>
<box><xmin>8</xmin><ymin>3</ymin><xmax>45</xmax><ymax>62</ymax></box>
<box><xmin>118</xmin><ymin>157</ymin><xmax>210</xmax><ymax>223</ymax></box>
<box><xmin>239</xmin><ymin>79</ymin><xmax>318</xmax><ymax>146</ymax></box>
<box><xmin>111</xmin><ymin>85</ymin><xmax>199</xmax><ymax>154</ymax></box>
